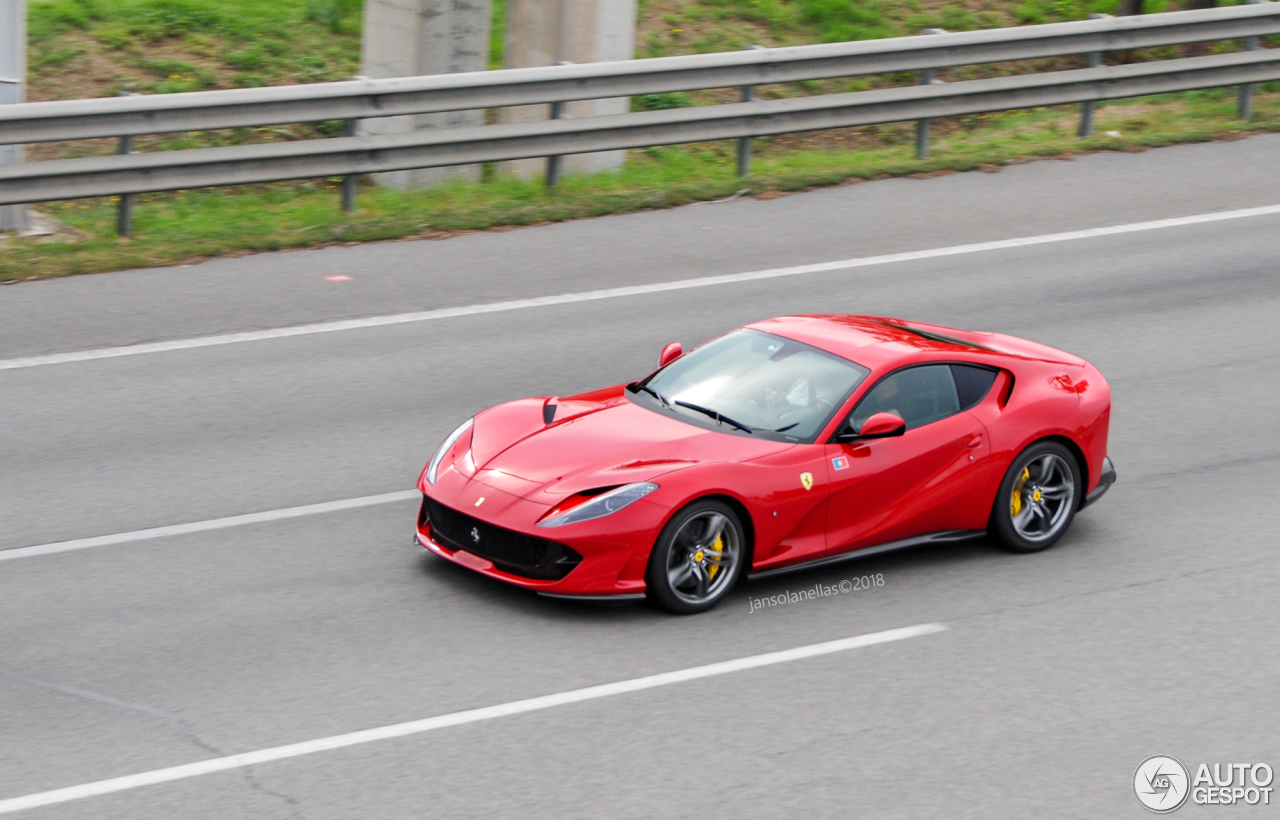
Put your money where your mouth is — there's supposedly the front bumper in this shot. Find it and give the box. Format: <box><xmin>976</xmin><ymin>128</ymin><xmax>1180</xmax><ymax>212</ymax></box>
<box><xmin>1081</xmin><ymin>456</ymin><xmax>1116</xmax><ymax>509</ymax></box>
<box><xmin>415</xmin><ymin>491</ymin><xmax>661</xmax><ymax>596</ymax></box>
<box><xmin>419</xmin><ymin>494</ymin><xmax>582</xmax><ymax>580</ymax></box>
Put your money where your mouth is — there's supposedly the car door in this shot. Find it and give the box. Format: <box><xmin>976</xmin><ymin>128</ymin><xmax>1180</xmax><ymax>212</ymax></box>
<box><xmin>823</xmin><ymin>364</ymin><xmax>994</xmax><ymax>555</ymax></box>
<box><xmin>739</xmin><ymin>444</ymin><xmax>836</xmax><ymax>573</ymax></box>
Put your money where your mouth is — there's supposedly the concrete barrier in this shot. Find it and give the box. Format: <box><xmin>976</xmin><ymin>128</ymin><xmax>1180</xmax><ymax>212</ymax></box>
<box><xmin>359</xmin><ymin>0</ymin><xmax>492</xmax><ymax>189</ymax></box>
<box><xmin>500</xmin><ymin>0</ymin><xmax>636</xmax><ymax>179</ymax></box>
<box><xmin>0</xmin><ymin>0</ymin><xmax>28</xmax><ymax>232</ymax></box>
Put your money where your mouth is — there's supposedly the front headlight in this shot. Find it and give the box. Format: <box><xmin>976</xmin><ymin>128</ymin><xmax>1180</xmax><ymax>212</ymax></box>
<box><xmin>537</xmin><ymin>482</ymin><xmax>659</xmax><ymax>527</ymax></box>
<box><xmin>426</xmin><ymin>418</ymin><xmax>474</xmax><ymax>485</ymax></box>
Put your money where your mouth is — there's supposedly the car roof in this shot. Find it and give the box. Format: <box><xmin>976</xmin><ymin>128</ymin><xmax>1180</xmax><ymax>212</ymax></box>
<box><xmin>745</xmin><ymin>314</ymin><xmax>1001</xmax><ymax>371</ymax></box>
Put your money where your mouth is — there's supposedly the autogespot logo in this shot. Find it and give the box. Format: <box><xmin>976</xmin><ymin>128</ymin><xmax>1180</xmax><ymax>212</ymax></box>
<box><xmin>1135</xmin><ymin>755</ymin><xmax>1191</xmax><ymax>813</ymax></box>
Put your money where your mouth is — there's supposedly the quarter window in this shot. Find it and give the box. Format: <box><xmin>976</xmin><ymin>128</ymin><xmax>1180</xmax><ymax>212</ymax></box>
<box><xmin>951</xmin><ymin>364</ymin><xmax>998</xmax><ymax>411</ymax></box>
<box><xmin>850</xmin><ymin>364</ymin><xmax>961</xmax><ymax>432</ymax></box>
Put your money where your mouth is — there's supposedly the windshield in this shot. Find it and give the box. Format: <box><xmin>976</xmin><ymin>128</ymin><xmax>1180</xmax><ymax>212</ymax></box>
<box><xmin>639</xmin><ymin>329</ymin><xmax>870</xmax><ymax>442</ymax></box>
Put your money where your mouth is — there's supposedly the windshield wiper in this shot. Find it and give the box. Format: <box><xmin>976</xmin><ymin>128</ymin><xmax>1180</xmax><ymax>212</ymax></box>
<box><xmin>674</xmin><ymin>400</ymin><xmax>754</xmax><ymax>434</ymax></box>
<box><xmin>772</xmin><ymin>422</ymin><xmax>799</xmax><ymax>433</ymax></box>
<box><xmin>636</xmin><ymin>384</ymin><xmax>671</xmax><ymax>407</ymax></box>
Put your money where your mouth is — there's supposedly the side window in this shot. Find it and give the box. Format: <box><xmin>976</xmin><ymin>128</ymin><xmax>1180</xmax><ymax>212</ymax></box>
<box><xmin>850</xmin><ymin>365</ymin><xmax>961</xmax><ymax>432</ymax></box>
<box><xmin>951</xmin><ymin>365</ymin><xmax>998</xmax><ymax>411</ymax></box>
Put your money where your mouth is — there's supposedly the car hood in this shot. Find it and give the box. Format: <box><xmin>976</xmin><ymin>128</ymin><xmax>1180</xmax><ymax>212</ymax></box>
<box><xmin>469</xmin><ymin>391</ymin><xmax>791</xmax><ymax>503</ymax></box>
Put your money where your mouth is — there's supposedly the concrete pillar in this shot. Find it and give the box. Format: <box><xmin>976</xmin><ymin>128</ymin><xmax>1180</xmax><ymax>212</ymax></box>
<box><xmin>360</xmin><ymin>0</ymin><xmax>491</xmax><ymax>189</ymax></box>
<box><xmin>501</xmin><ymin>0</ymin><xmax>636</xmax><ymax>180</ymax></box>
<box><xmin>0</xmin><ymin>0</ymin><xmax>29</xmax><ymax>232</ymax></box>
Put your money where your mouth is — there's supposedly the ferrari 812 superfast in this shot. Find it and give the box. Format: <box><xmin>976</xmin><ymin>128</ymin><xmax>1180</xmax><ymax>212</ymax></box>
<box><xmin>415</xmin><ymin>315</ymin><xmax>1114</xmax><ymax>613</ymax></box>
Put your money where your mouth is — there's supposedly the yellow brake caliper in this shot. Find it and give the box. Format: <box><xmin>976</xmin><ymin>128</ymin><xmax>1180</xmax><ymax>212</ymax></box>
<box><xmin>1010</xmin><ymin>467</ymin><xmax>1030</xmax><ymax>516</ymax></box>
<box><xmin>706</xmin><ymin>535</ymin><xmax>724</xmax><ymax>580</ymax></box>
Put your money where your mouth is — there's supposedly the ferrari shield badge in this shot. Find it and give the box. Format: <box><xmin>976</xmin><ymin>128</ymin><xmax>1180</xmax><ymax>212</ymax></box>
<box><xmin>800</xmin><ymin>472</ymin><xmax>814</xmax><ymax>491</ymax></box>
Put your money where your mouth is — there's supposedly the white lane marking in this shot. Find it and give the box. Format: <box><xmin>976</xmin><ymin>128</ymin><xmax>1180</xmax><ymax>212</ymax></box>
<box><xmin>0</xmin><ymin>490</ymin><xmax>420</xmax><ymax>562</ymax></box>
<box><xmin>4</xmin><ymin>203</ymin><xmax>1280</xmax><ymax>372</ymax></box>
<box><xmin>0</xmin><ymin>623</ymin><xmax>946</xmax><ymax>815</ymax></box>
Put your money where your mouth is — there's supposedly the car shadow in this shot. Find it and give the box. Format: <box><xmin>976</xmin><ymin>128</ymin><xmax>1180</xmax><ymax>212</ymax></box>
<box><xmin>414</xmin><ymin>552</ymin><xmax>662</xmax><ymax>623</ymax></box>
<box><xmin>740</xmin><ymin>536</ymin><xmax>998</xmax><ymax>599</ymax></box>
<box><xmin>414</xmin><ymin>522</ymin><xmax>1100</xmax><ymax>622</ymax></box>
<box><xmin>744</xmin><ymin>519</ymin><xmax>1102</xmax><ymax>596</ymax></box>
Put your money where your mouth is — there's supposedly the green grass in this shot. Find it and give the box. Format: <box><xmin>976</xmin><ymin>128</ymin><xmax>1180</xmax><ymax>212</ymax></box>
<box><xmin>5</xmin><ymin>88</ymin><xmax>1278</xmax><ymax>282</ymax></box>
<box><xmin>28</xmin><ymin>0</ymin><xmax>361</xmax><ymax>98</ymax></box>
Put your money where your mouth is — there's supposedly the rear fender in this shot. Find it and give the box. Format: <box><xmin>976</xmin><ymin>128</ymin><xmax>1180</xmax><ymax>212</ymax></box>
<box><xmin>966</xmin><ymin>361</ymin><xmax>1092</xmax><ymax>514</ymax></box>
<box><xmin>1075</xmin><ymin>362</ymin><xmax>1112</xmax><ymax>493</ymax></box>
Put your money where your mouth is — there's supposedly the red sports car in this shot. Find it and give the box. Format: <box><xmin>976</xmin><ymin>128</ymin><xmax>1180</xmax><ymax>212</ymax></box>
<box><xmin>416</xmin><ymin>315</ymin><xmax>1114</xmax><ymax>614</ymax></box>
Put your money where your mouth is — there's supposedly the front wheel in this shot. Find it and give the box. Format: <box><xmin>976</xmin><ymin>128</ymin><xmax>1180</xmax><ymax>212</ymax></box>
<box><xmin>646</xmin><ymin>500</ymin><xmax>746</xmax><ymax>614</ymax></box>
<box><xmin>989</xmin><ymin>441</ymin><xmax>1081</xmax><ymax>553</ymax></box>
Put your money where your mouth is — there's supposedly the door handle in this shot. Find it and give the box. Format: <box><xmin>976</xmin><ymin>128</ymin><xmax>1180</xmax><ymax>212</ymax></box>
<box><xmin>967</xmin><ymin>434</ymin><xmax>984</xmax><ymax>449</ymax></box>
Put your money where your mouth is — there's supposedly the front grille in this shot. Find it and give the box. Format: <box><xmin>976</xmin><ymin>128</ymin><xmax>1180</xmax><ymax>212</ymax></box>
<box><xmin>420</xmin><ymin>495</ymin><xmax>582</xmax><ymax>581</ymax></box>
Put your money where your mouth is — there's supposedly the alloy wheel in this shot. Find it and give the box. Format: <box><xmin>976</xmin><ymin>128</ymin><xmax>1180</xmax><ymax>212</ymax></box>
<box><xmin>664</xmin><ymin>510</ymin><xmax>741</xmax><ymax>606</ymax></box>
<box><xmin>1009</xmin><ymin>452</ymin><xmax>1076</xmax><ymax>543</ymax></box>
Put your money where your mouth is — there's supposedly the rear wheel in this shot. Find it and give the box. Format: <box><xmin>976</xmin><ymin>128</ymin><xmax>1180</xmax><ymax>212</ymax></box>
<box><xmin>646</xmin><ymin>500</ymin><xmax>745</xmax><ymax>614</ymax></box>
<box><xmin>989</xmin><ymin>441</ymin><xmax>1081</xmax><ymax>553</ymax></box>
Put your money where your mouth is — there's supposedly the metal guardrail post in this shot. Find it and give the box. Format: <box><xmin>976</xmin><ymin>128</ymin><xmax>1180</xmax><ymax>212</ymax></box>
<box><xmin>116</xmin><ymin>134</ymin><xmax>133</xmax><ymax>236</ymax></box>
<box><xmin>1079</xmin><ymin>14</ymin><xmax>1110</xmax><ymax>138</ymax></box>
<box><xmin>546</xmin><ymin>61</ymin><xmax>572</xmax><ymax>188</ymax></box>
<box><xmin>116</xmin><ymin>91</ymin><xmax>137</xmax><ymax>236</ymax></box>
<box><xmin>916</xmin><ymin>29</ymin><xmax>946</xmax><ymax>160</ymax></box>
<box><xmin>1239</xmin><ymin>0</ymin><xmax>1263</xmax><ymax>120</ymax></box>
<box><xmin>546</xmin><ymin>99</ymin><xmax>563</xmax><ymax>187</ymax></box>
<box><xmin>342</xmin><ymin>118</ymin><xmax>358</xmax><ymax>212</ymax></box>
<box><xmin>737</xmin><ymin>45</ymin><xmax>764</xmax><ymax>178</ymax></box>
<box><xmin>341</xmin><ymin>76</ymin><xmax>365</xmax><ymax>212</ymax></box>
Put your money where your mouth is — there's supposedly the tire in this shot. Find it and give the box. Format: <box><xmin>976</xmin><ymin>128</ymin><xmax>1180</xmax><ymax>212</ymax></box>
<box><xmin>646</xmin><ymin>499</ymin><xmax>746</xmax><ymax>614</ymax></box>
<box><xmin>989</xmin><ymin>441</ymin><xmax>1082</xmax><ymax>553</ymax></box>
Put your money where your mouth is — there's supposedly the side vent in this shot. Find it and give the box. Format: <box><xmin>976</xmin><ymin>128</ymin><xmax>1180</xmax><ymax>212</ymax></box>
<box><xmin>543</xmin><ymin>403</ymin><xmax>557</xmax><ymax>425</ymax></box>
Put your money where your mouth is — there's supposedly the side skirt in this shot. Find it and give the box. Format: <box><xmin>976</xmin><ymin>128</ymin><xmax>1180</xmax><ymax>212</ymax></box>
<box><xmin>747</xmin><ymin>530</ymin><xmax>987</xmax><ymax>582</ymax></box>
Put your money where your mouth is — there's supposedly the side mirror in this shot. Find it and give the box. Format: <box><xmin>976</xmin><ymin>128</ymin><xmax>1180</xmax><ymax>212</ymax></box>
<box><xmin>836</xmin><ymin>412</ymin><xmax>906</xmax><ymax>442</ymax></box>
<box><xmin>658</xmin><ymin>342</ymin><xmax>683</xmax><ymax>368</ymax></box>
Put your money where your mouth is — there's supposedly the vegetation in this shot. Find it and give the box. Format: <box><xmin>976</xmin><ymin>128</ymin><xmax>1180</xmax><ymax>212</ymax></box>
<box><xmin>3</xmin><ymin>0</ymin><xmax>1273</xmax><ymax>280</ymax></box>
<box><xmin>28</xmin><ymin>0</ymin><xmax>362</xmax><ymax>96</ymax></box>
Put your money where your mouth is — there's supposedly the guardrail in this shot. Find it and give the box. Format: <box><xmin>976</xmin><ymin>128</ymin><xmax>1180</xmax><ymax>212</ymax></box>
<box><xmin>0</xmin><ymin>4</ymin><xmax>1277</xmax><ymax>232</ymax></box>
<box><xmin>2</xmin><ymin>4</ymin><xmax>1279</xmax><ymax>145</ymax></box>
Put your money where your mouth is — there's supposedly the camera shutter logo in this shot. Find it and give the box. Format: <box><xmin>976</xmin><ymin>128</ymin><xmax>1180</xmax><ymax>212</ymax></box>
<box><xmin>1134</xmin><ymin>755</ymin><xmax>1190</xmax><ymax>813</ymax></box>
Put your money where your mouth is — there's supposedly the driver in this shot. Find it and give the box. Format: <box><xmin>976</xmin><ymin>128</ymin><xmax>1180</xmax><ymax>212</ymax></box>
<box><xmin>764</xmin><ymin>377</ymin><xmax>811</xmax><ymax>409</ymax></box>
<box><xmin>852</xmin><ymin>377</ymin><xmax>903</xmax><ymax>430</ymax></box>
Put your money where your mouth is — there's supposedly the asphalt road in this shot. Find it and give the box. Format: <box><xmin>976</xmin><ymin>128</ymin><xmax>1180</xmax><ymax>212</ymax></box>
<box><xmin>2</xmin><ymin>136</ymin><xmax>1278</xmax><ymax>819</ymax></box>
